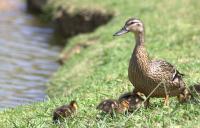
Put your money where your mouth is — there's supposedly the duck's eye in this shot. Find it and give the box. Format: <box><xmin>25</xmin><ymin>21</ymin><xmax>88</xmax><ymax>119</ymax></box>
<box><xmin>129</xmin><ymin>21</ymin><xmax>135</xmax><ymax>25</ymax></box>
<box><xmin>128</xmin><ymin>21</ymin><xmax>136</xmax><ymax>26</ymax></box>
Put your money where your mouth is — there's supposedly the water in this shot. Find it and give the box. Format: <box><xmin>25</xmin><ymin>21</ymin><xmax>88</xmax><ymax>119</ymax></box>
<box><xmin>0</xmin><ymin>0</ymin><xmax>60</xmax><ymax>108</ymax></box>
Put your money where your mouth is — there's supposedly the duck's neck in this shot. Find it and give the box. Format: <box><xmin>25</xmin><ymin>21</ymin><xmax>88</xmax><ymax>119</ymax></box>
<box><xmin>132</xmin><ymin>31</ymin><xmax>149</xmax><ymax>73</ymax></box>
<box><xmin>135</xmin><ymin>32</ymin><xmax>145</xmax><ymax>46</ymax></box>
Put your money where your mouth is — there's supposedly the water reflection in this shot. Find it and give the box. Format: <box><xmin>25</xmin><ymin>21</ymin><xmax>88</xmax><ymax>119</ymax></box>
<box><xmin>0</xmin><ymin>0</ymin><xmax>60</xmax><ymax>109</ymax></box>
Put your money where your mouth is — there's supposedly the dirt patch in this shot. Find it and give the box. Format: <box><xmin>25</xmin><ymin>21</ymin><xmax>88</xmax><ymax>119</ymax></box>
<box><xmin>26</xmin><ymin>1</ymin><xmax>114</xmax><ymax>63</ymax></box>
<box><xmin>27</xmin><ymin>0</ymin><xmax>47</xmax><ymax>13</ymax></box>
<box><xmin>26</xmin><ymin>1</ymin><xmax>114</xmax><ymax>40</ymax></box>
<box><xmin>54</xmin><ymin>7</ymin><xmax>113</xmax><ymax>39</ymax></box>
<box><xmin>57</xmin><ymin>44</ymin><xmax>85</xmax><ymax>65</ymax></box>
<box><xmin>58</xmin><ymin>36</ymin><xmax>99</xmax><ymax>64</ymax></box>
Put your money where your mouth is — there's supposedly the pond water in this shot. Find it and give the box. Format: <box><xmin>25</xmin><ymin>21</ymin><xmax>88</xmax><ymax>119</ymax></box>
<box><xmin>0</xmin><ymin>0</ymin><xmax>60</xmax><ymax>109</ymax></box>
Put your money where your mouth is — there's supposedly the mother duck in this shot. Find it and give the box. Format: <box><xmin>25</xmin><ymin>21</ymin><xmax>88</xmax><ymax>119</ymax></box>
<box><xmin>113</xmin><ymin>18</ymin><xmax>191</xmax><ymax>106</ymax></box>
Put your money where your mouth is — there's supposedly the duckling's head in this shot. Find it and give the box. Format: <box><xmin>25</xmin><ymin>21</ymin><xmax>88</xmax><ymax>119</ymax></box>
<box><xmin>69</xmin><ymin>100</ymin><xmax>78</xmax><ymax>110</ymax></box>
<box><xmin>120</xmin><ymin>100</ymin><xmax>130</xmax><ymax>109</ymax></box>
<box><xmin>113</xmin><ymin>18</ymin><xmax>144</xmax><ymax>36</ymax></box>
<box><xmin>136</xmin><ymin>92</ymin><xmax>146</xmax><ymax>101</ymax></box>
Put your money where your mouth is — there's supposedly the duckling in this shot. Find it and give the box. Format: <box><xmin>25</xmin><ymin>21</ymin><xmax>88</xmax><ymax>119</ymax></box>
<box><xmin>96</xmin><ymin>99</ymin><xmax>129</xmax><ymax>115</ymax></box>
<box><xmin>113</xmin><ymin>18</ymin><xmax>191</xmax><ymax>106</ymax></box>
<box><xmin>189</xmin><ymin>84</ymin><xmax>200</xmax><ymax>94</ymax></box>
<box><xmin>118</xmin><ymin>92</ymin><xmax>145</xmax><ymax>111</ymax></box>
<box><xmin>52</xmin><ymin>100</ymin><xmax>78</xmax><ymax>123</ymax></box>
<box><xmin>96</xmin><ymin>99</ymin><xmax>119</xmax><ymax>114</ymax></box>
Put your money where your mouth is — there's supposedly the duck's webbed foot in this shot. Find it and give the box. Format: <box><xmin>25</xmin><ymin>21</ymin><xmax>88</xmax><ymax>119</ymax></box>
<box><xmin>178</xmin><ymin>88</ymin><xmax>192</xmax><ymax>103</ymax></box>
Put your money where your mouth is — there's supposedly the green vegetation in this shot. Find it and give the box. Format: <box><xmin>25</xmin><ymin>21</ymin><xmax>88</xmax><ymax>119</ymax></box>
<box><xmin>1</xmin><ymin>0</ymin><xmax>200</xmax><ymax>127</ymax></box>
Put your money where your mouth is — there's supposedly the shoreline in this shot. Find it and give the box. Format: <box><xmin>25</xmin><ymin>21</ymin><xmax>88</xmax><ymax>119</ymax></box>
<box><xmin>1</xmin><ymin>0</ymin><xmax>200</xmax><ymax>127</ymax></box>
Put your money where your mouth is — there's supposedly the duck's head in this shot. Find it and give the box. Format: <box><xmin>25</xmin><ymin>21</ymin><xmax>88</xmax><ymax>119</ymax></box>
<box><xmin>113</xmin><ymin>18</ymin><xmax>144</xmax><ymax>36</ymax></box>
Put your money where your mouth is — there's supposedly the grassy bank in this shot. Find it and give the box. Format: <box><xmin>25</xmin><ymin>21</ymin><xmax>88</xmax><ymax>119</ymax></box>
<box><xmin>1</xmin><ymin>0</ymin><xmax>200</xmax><ymax>127</ymax></box>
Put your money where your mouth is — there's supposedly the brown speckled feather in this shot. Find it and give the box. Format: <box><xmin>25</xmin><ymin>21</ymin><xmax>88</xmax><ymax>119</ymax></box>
<box><xmin>128</xmin><ymin>32</ymin><xmax>186</xmax><ymax>97</ymax></box>
<box><xmin>115</xmin><ymin>18</ymin><xmax>191</xmax><ymax>102</ymax></box>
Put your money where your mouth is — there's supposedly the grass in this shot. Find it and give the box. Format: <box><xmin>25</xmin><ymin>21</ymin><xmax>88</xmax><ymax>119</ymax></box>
<box><xmin>1</xmin><ymin>0</ymin><xmax>200</xmax><ymax>127</ymax></box>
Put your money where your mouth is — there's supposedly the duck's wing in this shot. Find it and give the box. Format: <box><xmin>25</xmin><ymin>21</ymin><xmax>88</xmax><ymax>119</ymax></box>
<box><xmin>149</xmin><ymin>60</ymin><xmax>184</xmax><ymax>82</ymax></box>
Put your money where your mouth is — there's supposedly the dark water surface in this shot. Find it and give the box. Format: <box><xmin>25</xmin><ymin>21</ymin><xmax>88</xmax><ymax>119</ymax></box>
<box><xmin>0</xmin><ymin>0</ymin><xmax>60</xmax><ymax>109</ymax></box>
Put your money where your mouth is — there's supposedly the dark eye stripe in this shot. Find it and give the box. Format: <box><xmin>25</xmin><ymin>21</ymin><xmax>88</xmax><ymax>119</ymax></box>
<box><xmin>128</xmin><ymin>21</ymin><xmax>138</xmax><ymax>25</ymax></box>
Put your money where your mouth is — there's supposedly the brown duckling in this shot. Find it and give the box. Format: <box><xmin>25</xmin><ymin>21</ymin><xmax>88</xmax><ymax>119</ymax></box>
<box><xmin>96</xmin><ymin>99</ymin><xmax>129</xmax><ymax>115</ymax></box>
<box><xmin>118</xmin><ymin>92</ymin><xmax>145</xmax><ymax>111</ymax></box>
<box><xmin>189</xmin><ymin>84</ymin><xmax>200</xmax><ymax>94</ymax></box>
<box><xmin>113</xmin><ymin>18</ymin><xmax>191</xmax><ymax>106</ymax></box>
<box><xmin>96</xmin><ymin>99</ymin><xmax>118</xmax><ymax>114</ymax></box>
<box><xmin>53</xmin><ymin>100</ymin><xmax>78</xmax><ymax>123</ymax></box>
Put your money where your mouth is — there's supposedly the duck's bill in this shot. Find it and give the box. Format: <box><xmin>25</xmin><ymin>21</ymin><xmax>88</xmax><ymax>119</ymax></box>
<box><xmin>113</xmin><ymin>27</ymin><xmax>129</xmax><ymax>36</ymax></box>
